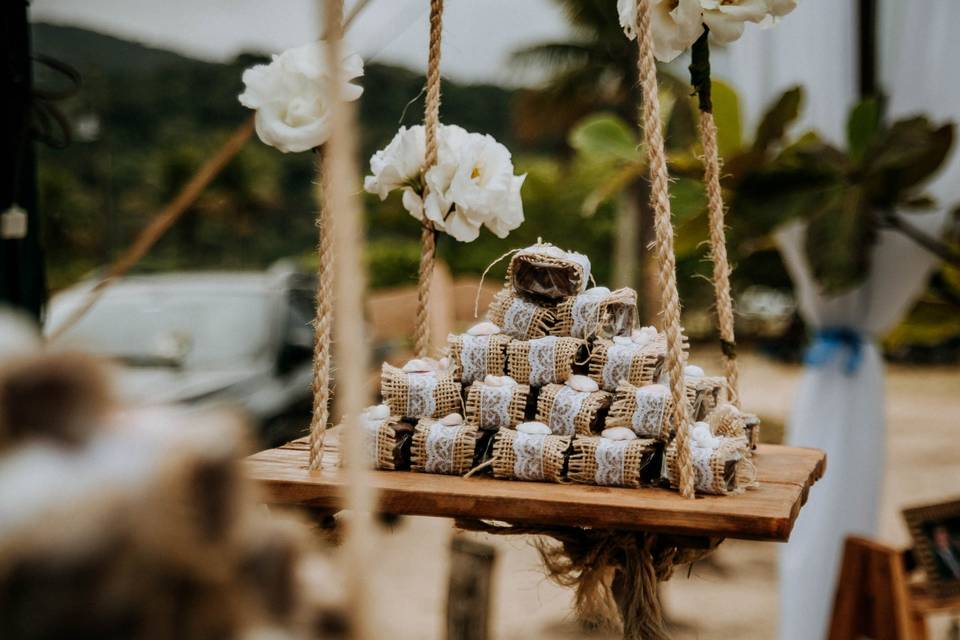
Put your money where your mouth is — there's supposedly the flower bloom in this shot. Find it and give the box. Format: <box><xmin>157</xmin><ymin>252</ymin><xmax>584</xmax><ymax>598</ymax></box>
<box><xmin>364</xmin><ymin>125</ymin><xmax>525</xmax><ymax>243</ymax></box>
<box><xmin>239</xmin><ymin>41</ymin><xmax>364</xmax><ymax>153</ymax></box>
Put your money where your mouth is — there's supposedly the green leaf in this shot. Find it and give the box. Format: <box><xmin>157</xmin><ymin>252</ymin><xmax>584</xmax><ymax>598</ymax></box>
<box><xmin>581</xmin><ymin>162</ymin><xmax>646</xmax><ymax>216</ymax></box>
<box><xmin>666</xmin><ymin>92</ymin><xmax>697</xmax><ymax>152</ymax></box>
<box><xmin>863</xmin><ymin>118</ymin><xmax>954</xmax><ymax>200</ymax></box>
<box><xmin>753</xmin><ymin>86</ymin><xmax>803</xmax><ymax>153</ymax></box>
<box><xmin>804</xmin><ymin>187</ymin><xmax>876</xmax><ymax>294</ymax></box>
<box><xmin>710</xmin><ymin>79</ymin><xmax>742</xmax><ymax>157</ymax></box>
<box><xmin>846</xmin><ymin>97</ymin><xmax>883</xmax><ymax>163</ymax></box>
<box><xmin>569</xmin><ymin>113</ymin><xmax>642</xmax><ymax>163</ymax></box>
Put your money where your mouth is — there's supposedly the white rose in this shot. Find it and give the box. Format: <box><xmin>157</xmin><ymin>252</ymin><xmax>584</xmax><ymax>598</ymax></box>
<box><xmin>701</xmin><ymin>0</ymin><xmax>769</xmax><ymax>43</ymax></box>
<box><xmin>618</xmin><ymin>0</ymin><xmax>705</xmax><ymax>63</ymax></box>
<box><xmin>364</xmin><ymin>125</ymin><xmax>426</xmax><ymax>201</ymax></box>
<box><xmin>239</xmin><ymin>41</ymin><xmax>363</xmax><ymax>153</ymax></box>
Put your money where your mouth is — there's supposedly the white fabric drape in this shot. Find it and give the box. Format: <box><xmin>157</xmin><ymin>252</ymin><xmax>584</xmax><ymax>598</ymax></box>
<box><xmin>714</xmin><ymin>1</ymin><xmax>960</xmax><ymax>638</ymax></box>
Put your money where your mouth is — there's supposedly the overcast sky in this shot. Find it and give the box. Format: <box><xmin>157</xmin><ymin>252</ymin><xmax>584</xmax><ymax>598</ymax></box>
<box><xmin>30</xmin><ymin>0</ymin><xmax>574</xmax><ymax>86</ymax></box>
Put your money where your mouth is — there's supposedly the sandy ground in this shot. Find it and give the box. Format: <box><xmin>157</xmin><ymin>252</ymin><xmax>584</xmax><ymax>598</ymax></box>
<box><xmin>354</xmin><ymin>350</ymin><xmax>960</xmax><ymax>639</ymax></box>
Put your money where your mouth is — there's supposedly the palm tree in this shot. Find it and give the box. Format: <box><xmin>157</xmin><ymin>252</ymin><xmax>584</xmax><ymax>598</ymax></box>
<box><xmin>512</xmin><ymin>0</ymin><xmax>686</xmax><ymax>322</ymax></box>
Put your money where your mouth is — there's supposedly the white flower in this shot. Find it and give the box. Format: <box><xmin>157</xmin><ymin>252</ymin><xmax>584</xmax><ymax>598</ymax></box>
<box><xmin>239</xmin><ymin>41</ymin><xmax>363</xmax><ymax>153</ymax></box>
<box><xmin>701</xmin><ymin>0</ymin><xmax>769</xmax><ymax>43</ymax></box>
<box><xmin>364</xmin><ymin>124</ymin><xmax>525</xmax><ymax>243</ymax></box>
<box><xmin>618</xmin><ymin>0</ymin><xmax>705</xmax><ymax>63</ymax></box>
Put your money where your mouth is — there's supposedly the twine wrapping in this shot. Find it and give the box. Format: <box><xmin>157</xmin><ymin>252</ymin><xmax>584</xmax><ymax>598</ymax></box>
<box><xmin>447</xmin><ymin>332</ymin><xmax>511</xmax><ymax>384</ymax></box>
<box><xmin>690</xmin><ymin>30</ymin><xmax>740</xmax><ymax>407</ymax></box>
<box><xmin>379</xmin><ymin>363</ymin><xmax>461</xmax><ymax>420</ymax></box>
<box><xmin>487</xmin><ymin>286</ymin><xmax>556</xmax><ymax>340</ymax></box>
<box><xmin>554</xmin><ymin>287</ymin><xmax>638</xmax><ymax>340</ymax></box>
<box><xmin>568</xmin><ymin>436</ymin><xmax>660</xmax><ymax>488</ymax></box>
<box><xmin>491</xmin><ymin>428</ymin><xmax>570</xmax><ymax>483</ymax></box>
<box><xmin>410</xmin><ymin>419</ymin><xmax>479</xmax><ymax>476</ymax></box>
<box><xmin>662</xmin><ymin>435</ymin><xmax>752</xmax><ymax>496</ymax></box>
<box><xmin>588</xmin><ymin>334</ymin><xmax>667</xmax><ymax>392</ymax></box>
<box><xmin>414</xmin><ymin>0</ymin><xmax>445</xmax><ymax>357</ymax></box>
<box><xmin>464</xmin><ymin>380</ymin><xmax>529</xmax><ymax>431</ymax></box>
<box><xmin>506</xmin><ymin>336</ymin><xmax>584</xmax><ymax>386</ymax></box>
<box><xmin>606</xmin><ymin>382</ymin><xmax>674</xmax><ymax>441</ymax></box>
<box><xmin>354</xmin><ymin>415</ymin><xmax>414</xmax><ymax>471</ymax></box>
<box><xmin>633</xmin><ymin>0</ymin><xmax>694</xmax><ymax>498</ymax></box>
<box><xmin>536</xmin><ymin>384</ymin><xmax>612</xmax><ymax>436</ymax></box>
<box><xmin>508</xmin><ymin>242</ymin><xmax>592</xmax><ymax>300</ymax></box>
<box><xmin>684</xmin><ymin>375</ymin><xmax>726</xmax><ymax>422</ymax></box>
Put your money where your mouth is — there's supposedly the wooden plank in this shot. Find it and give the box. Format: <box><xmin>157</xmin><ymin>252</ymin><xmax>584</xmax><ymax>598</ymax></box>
<box><xmin>246</xmin><ymin>435</ymin><xmax>825</xmax><ymax>542</ymax></box>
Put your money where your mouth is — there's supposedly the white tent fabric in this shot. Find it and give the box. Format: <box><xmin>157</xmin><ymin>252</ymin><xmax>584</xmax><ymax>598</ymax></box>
<box><xmin>713</xmin><ymin>1</ymin><xmax>960</xmax><ymax>638</ymax></box>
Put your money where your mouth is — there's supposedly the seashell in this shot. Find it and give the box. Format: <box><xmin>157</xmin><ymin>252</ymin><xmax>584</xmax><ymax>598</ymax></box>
<box><xmin>684</xmin><ymin>364</ymin><xmax>705</xmax><ymax>377</ymax></box>
<box><xmin>402</xmin><ymin>358</ymin><xmax>434</xmax><ymax>373</ymax></box>
<box><xmin>439</xmin><ymin>412</ymin><xmax>464</xmax><ymax>426</ymax></box>
<box><xmin>467</xmin><ymin>321</ymin><xmax>501</xmax><ymax>336</ymax></box>
<box><xmin>585</xmin><ymin>286</ymin><xmax>611</xmax><ymax>297</ymax></box>
<box><xmin>613</xmin><ymin>336</ymin><xmax>633</xmax><ymax>346</ymax></box>
<box><xmin>364</xmin><ymin>404</ymin><xmax>390</xmax><ymax>420</ymax></box>
<box><xmin>638</xmin><ymin>383</ymin><xmax>669</xmax><ymax>397</ymax></box>
<box><xmin>566</xmin><ymin>374</ymin><xmax>599</xmax><ymax>393</ymax></box>
<box><xmin>435</xmin><ymin>357</ymin><xmax>450</xmax><ymax>372</ymax></box>
<box><xmin>484</xmin><ymin>374</ymin><xmax>503</xmax><ymax>387</ymax></box>
<box><xmin>517</xmin><ymin>421</ymin><xmax>551</xmax><ymax>436</ymax></box>
<box><xmin>691</xmin><ymin>421</ymin><xmax>721</xmax><ymax>448</ymax></box>
<box><xmin>498</xmin><ymin>375</ymin><xmax>517</xmax><ymax>387</ymax></box>
<box><xmin>631</xmin><ymin>326</ymin><xmax>658</xmax><ymax>346</ymax></box>
<box><xmin>601</xmin><ymin>426</ymin><xmax>637</xmax><ymax>441</ymax></box>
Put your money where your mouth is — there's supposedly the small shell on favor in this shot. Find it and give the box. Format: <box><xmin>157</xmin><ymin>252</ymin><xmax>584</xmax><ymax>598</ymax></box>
<box><xmin>402</xmin><ymin>358</ymin><xmax>434</xmax><ymax>373</ymax></box>
<box><xmin>517</xmin><ymin>421</ymin><xmax>551</xmax><ymax>435</ymax></box>
<box><xmin>613</xmin><ymin>336</ymin><xmax>633</xmax><ymax>346</ymax></box>
<box><xmin>484</xmin><ymin>374</ymin><xmax>518</xmax><ymax>387</ymax></box>
<box><xmin>632</xmin><ymin>326</ymin><xmax>658</xmax><ymax>346</ymax></box>
<box><xmin>684</xmin><ymin>364</ymin><xmax>705</xmax><ymax>377</ymax></box>
<box><xmin>467</xmin><ymin>321</ymin><xmax>501</xmax><ymax>336</ymax></box>
<box><xmin>364</xmin><ymin>404</ymin><xmax>391</xmax><ymax>420</ymax></box>
<box><xmin>440</xmin><ymin>412</ymin><xmax>464</xmax><ymax>426</ymax></box>
<box><xmin>601</xmin><ymin>426</ymin><xmax>637</xmax><ymax>441</ymax></box>
<box><xmin>435</xmin><ymin>357</ymin><xmax>450</xmax><ymax>372</ymax></box>
<box><xmin>566</xmin><ymin>374</ymin><xmax>599</xmax><ymax>393</ymax></box>
<box><xmin>691</xmin><ymin>421</ymin><xmax>721</xmax><ymax>448</ymax></box>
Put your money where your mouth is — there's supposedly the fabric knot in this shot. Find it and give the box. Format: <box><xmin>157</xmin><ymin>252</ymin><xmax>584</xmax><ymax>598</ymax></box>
<box><xmin>804</xmin><ymin>327</ymin><xmax>865</xmax><ymax>375</ymax></box>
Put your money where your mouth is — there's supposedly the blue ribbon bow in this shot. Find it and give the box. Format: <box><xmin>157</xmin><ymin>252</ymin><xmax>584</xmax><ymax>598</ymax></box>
<box><xmin>804</xmin><ymin>327</ymin><xmax>865</xmax><ymax>375</ymax></box>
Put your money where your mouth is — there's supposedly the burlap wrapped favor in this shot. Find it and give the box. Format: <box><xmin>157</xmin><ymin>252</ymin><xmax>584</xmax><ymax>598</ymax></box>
<box><xmin>488</xmin><ymin>286</ymin><xmax>555</xmax><ymax>340</ymax></box>
<box><xmin>410</xmin><ymin>418</ymin><xmax>480</xmax><ymax>476</ymax></box>
<box><xmin>536</xmin><ymin>383</ymin><xmax>611</xmax><ymax>436</ymax></box>
<box><xmin>507</xmin><ymin>242</ymin><xmax>591</xmax><ymax>300</ymax></box>
<box><xmin>358</xmin><ymin>415</ymin><xmax>414</xmax><ymax>471</ymax></box>
<box><xmin>588</xmin><ymin>336</ymin><xmax>665</xmax><ymax>392</ymax></box>
<box><xmin>380</xmin><ymin>363</ymin><xmax>462</xmax><ymax>419</ymax></box>
<box><xmin>464</xmin><ymin>379</ymin><xmax>529</xmax><ymax>431</ymax></box>
<box><xmin>491</xmin><ymin>428</ymin><xmax>570</xmax><ymax>483</ymax></box>
<box><xmin>507</xmin><ymin>336</ymin><xmax>585</xmax><ymax>386</ymax></box>
<box><xmin>568</xmin><ymin>435</ymin><xmax>661</xmax><ymax>488</ymax></box>
<box><xmin>662</xmin><ymin>431</ymin><xmax>751</xmax><ymax>495</ymax></box>
<box><xmin>554</xmin><ymin>287</ymin><xmax>638</xmax><ymax>340</ymax></box>
<box><xmin>447</xmin><ymin>332</ymin><xmax>511</xmax><ymax>385</ymax></box>
<box><xmin>606</xmin><ymin>383</ymin><xmax>675</xmax><ymax>441</ymax></box>
<box><xmin>684</xmin><ymin>375</ymin><xmax>726</xmax><ymax>421</ymax></box>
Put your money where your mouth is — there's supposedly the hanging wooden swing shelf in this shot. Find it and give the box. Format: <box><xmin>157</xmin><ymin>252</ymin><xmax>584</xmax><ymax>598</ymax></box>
<box><xmin>246</xmin><ymin>432</ymin><xmax>825</xmax><ymax>542</ymax></box>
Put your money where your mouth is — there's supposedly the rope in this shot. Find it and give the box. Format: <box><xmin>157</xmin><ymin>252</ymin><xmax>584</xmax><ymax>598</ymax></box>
<box><xmin>322</xmin><ymin>1</ymin><xmax>376</xmax><ymax>636</ymax></box>
<box><xmin>414</xmin><ymin>0</ymin><xmax>445</xmax><ymax>357</ymax></box>
<box><xmin>454</xmin><ymin>519</ymin><xmax>698</xmax><ymax>639</ymax></box>
<box><xmin>690</xmin><ymin>29</ymin><xmax>740</xmax><ymax>407</ymax></box>
<box><xmin>699</xmin><ymin>113</ymin><xmax>740</xmax><ymax>406</ymax></box>
<box><xmin>634</xmin><ymin>0</ymin><xmax>694</xmax><ymax>498</ymax></box>
<box><xmin>308</xmin><ymin>149</ymin><xmax>334</xmax><ymax>470</ymax></box>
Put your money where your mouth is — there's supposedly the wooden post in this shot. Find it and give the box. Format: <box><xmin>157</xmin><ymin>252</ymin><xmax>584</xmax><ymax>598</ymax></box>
<box><xmin>446</xmin><ymin>536</ymin><xmax>496</xmax><ymax>640</ymax></box>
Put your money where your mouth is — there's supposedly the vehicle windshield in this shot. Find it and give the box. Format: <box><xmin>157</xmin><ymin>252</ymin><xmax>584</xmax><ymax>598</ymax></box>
<box><xmin>47</xmin><ymin>287</ymin><xmax>273</xmax><ymax>369</ymax></box>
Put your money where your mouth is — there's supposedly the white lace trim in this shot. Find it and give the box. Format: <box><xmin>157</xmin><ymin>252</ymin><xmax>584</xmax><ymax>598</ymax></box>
<box><xmin>503</xmin><ymin>297</ymin><xmax>536</xmax><ymax>339</ymax></box>
<box><xmin>361</xmin><ymin>420</ymin><xmax>382</xmax><ymax>468</ymax></box>
<box><xmin>689</xmin><ymin>444</ymin><xmax>716</xmax><ymax>493</ymax></box>
<box><xmin>424</xmin><ymin>422</ymin><xmax>460</xmax><ymax>474</ymax></box>
<box><xmin>479</xmin><ymin>384</ymin><xmax>514</xmax><ymax>429</ymax></box>
<box><xmin>601</xmin><ymin>342</ymin><xmax>636</xmax><ymax>390</ymax></box>
<box><xmin>594</xmin><ymin>438</ymin><xmax>628</xmax><ymax>486</ymax></box>
<box><xmin>570</xmin><ymin>287</ymin><xmax>609</xmax><ymax>339</ymax></box>
<box><xmin>528</xmin><ymin>336</ymin><xmax>559</xmax><ymax>386</ymax></box>
<box><xmin>406</xmin><ymin>372</ymin><xmax>437</xmax><ymax>418</ymax></box>
<box><xmin>631</xmin><ymin>385</ymin><xmax>669</xmax><ymax>437</ymax></box>
<box><xmin>548</xmin><ymin>385</ymin><xmax>587</xmax><ymax>436</ymax></box>
<box><xmin>512</xmin><ymin>432</ymin><xmax>546</xmax><ymax>481</ymax></box>
<box><xmin>459</xmin><ymin>334</ymin><xmax>489</xmax><ymax>385</ymax></box>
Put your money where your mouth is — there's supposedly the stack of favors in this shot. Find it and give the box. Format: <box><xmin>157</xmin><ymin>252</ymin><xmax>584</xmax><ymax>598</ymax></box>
<box><xmin>355</xmin><ymin>241</ymin><xmax>758</xmax><ymax>496</ymax></box>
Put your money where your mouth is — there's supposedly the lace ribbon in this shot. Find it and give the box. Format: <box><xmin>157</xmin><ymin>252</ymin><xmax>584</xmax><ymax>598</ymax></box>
<box><xmin>479</xmin><ymin>384</ymin><xmax>514</xmax><ymax>429</ymax></box>
<box><xmin>594</xmin><ymin>438</ymin><xmax>628</xmax><ymax>486</ymax></box>
<box><xmin>406</xmin><ymin>372</ymin><xmax>438</xmax><ymax>417</ymax></box>
<box><xmin>631</xmin><ymin>385</ymin><xmax>669</xmax><ymax>438</ymax></box>
<box><xmin>567</xmin><ymin>252</ymin><xmax>592</xmax><ymax>293</ymax></box>
<box><xmin>528</xmin><ymin>336</ymin><xmax>559</xmax><ymax>386</ymax></box>
<box><xmin>548</xmin><ymin>385</ymin><xmax>587</xmax><ymax>436</ymax></box>
<box><xmin>602</xmin><ymin>342</ymin><xmax>636</xmax><ymax>390</ymax></box>
<box><xmin>503</xmin><ymin>297</ymin><xmax>537</xmax><ymax>339</ymax></box>
<box><xmin>571</xmin><ymin>288</ymin><xmax>608</xmax><ymax>339</ymax></box>
<box><xmin>459</xmin><ymin>334</ymin><xmax>489</xmax><ymax>384</ymax></box>
<box><xmin>512</xmin><ymin>432</ymin><xmax>546</xmax><ymax>481</ymax></box>
<box><xmin>424</xmin><ymin>422</ymin><xmax>460</xmax><ymax>474</ymax></box>
<box><xmin>360</xmin><ymin>420</ymin><xmax>382</xmax><ymax>468</ymax></box>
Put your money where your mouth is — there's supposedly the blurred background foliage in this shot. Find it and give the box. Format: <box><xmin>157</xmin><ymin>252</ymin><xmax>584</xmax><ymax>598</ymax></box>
<box><xmin>32</xmin><ymin>10</ymin><xmax>960</xmax><ymax>360</ymax></box>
